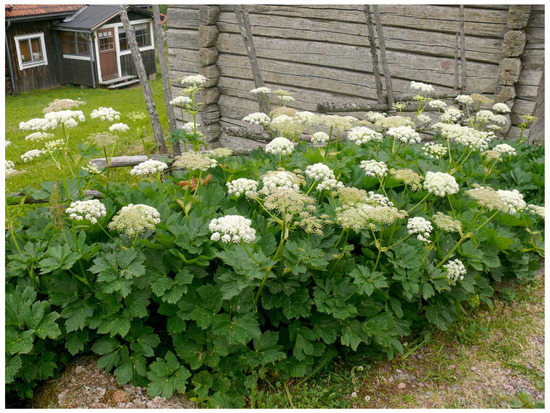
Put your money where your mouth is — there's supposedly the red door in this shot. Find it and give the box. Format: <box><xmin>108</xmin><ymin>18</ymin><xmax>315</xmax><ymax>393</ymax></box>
<box><xmin>98</xmin><ymin>28</ymin><xmax>117</xmax><ymax>81</ymax></box>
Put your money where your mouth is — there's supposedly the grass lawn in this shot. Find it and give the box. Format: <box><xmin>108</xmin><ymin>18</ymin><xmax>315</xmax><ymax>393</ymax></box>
<box><xmin>5</xmin><ymin>78</ymin><xmax>173</xmax><ymax>219</ymax></box>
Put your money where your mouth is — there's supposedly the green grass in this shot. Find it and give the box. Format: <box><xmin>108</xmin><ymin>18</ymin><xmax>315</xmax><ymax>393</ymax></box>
<box><xmin>5</xmin><ymin>78</ymin><xmax>173</xmax><ymax>219</ymax></box>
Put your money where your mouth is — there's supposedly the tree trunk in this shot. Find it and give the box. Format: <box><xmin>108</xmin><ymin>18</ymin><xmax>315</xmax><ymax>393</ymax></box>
<box><xmin>119</xmin><ymin>5</ymin><xmax>167</xmax><ymax>154</ymax></box>
<box><xmin>233</xmin><ymin>5</ymin><xmax>269</xmax><ymax>114</ymax></box>
<box><xmin>153</xmin><ymin>5</ymin><xmax>179</xmax><ymax>155</ymax></box>
<box><xmin>364</xmin><ymin>5</ymin><xmax>384</xmax><ymax>104</ymax></box>
<box><xmin>372</xmin><ymin>5</ymin><xmax>394</xmax><ymax>108</ymax></box>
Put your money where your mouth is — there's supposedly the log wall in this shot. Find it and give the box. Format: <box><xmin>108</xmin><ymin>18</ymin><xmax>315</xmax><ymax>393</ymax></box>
<box><xmin>167</xmin><ymin>4</ymin><xmax>544</xmax><ymax>148</ymax></box>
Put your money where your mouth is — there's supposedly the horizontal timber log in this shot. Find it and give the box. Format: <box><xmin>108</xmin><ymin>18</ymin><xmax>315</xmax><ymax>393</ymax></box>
<box><xmin>8</xmin><ymin>189</ymin><xmax>103</xmax><ymax>205</ymax></box>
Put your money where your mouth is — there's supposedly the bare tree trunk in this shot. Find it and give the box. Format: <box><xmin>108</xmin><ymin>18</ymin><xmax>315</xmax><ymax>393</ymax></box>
<box><xmin>364</xmin><ymin>5</ymin><xmax>384</xmax><ymax>104</ymax></box>
<box><xmin>459</xmin><ymin>5</ymin><xmax>467</xmax><ymax>92</ymax></box>
<box><xmin>372</xmin><ymin>6</ymin><xmax>394</xmax><ymax>108</ymax></box>
<box><xmin>234</xmin><ymin>5</ymin><xmax>269</xmax><ymax>114</ymax></box>
<box><xmin>153</xmin><ymin>5</ymin><xmax>179</xmax><ymax>155</ymax></box>
<box><xmin>119</xmin><ymin>5</ymin><xmax>167</xmax><ymax>154</ymax></box>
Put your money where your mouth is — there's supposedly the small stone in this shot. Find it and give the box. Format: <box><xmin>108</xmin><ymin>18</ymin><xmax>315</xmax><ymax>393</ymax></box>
<box><xmin>111</xmin><ymin>390</ymin><xmax>127</xmax><ymax>403</ymax></box>
<box><xmin>471</xmin><ymin>366</ymin><xmax>478</xmax><ymax>371</ymax></box>
<box><xmin>398</xmin><ymin>382</ymin><xmax>407</xmax><ymax>389</ymax></box>
<box><xmin>448</xmin><ymin>364</ymin><xmax>456</xmax><ymax>370</ymax></box>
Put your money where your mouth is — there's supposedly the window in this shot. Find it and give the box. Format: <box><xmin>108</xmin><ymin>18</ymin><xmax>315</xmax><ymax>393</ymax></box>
<box><xmin>14</xmin><ymin>33</ymin><xmax>47</xmax><ymax>69</ymax></box>
<box><xmin>118</xmin><ymin>22</ymin><xmax>152</xmax><ymax>51</ymax></box>
<box><xmin>98</xmin><ymin>31</ymin><xmax>114</xmax><ymax>51</ymax></box>
<box><xmin>61</xmin><ymin>31</ymin><xmax>90</xmax><ymax>58</ymax></box>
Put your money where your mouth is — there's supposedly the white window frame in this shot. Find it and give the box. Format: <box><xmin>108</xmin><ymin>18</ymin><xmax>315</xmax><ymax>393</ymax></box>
<box><xmin>14</xmin><ymin>32</ymin><xmax>48</xmax><ymax>70</ymax></box>
<box><xmin>117</xmin><ymin>20</ymin><xmax>155</xmax><ymax>56</ymax></box>
<box><xmin>61</xmin><ymin>30</ymin><xmax>92</xmax><ymax>61</ymax></box>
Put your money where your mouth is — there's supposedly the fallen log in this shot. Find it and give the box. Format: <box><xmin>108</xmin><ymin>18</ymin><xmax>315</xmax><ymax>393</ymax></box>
<box><xmin>7</xmin><ymin>189</ymin><xmax>103</xmax><ymax>205</ymax></box>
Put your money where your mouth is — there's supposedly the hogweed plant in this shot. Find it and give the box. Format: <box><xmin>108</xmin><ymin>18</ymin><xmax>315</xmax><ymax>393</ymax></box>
<box><xmin>6</xmin><ymin>78</ymin><xmax>545</xmax><ymax>407</ymax></box>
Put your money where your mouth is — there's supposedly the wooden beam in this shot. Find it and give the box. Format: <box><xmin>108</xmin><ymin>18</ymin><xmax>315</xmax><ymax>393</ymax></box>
<box><xmin>8</xmin><ymin>190</ymin><xmax>103</xmax><ymax>205</ymax></box>
<box><xmin>372</xmin><ymin>5</ymin><xmax>394</xmax><ymax>108</ymax></box>
<box><xmin>364</xmin><ymin>5</ymin><xmax>384</xmax><ymax>104</ymax></box>
<box><xmin>233</xmin><ymin>5</ymin><xmax>270</xmax><ymax>114</ymax></box>
<box><xmin>120</xmin><ymin>5</ymin><xmax>167</xmax><ymax>154</ymax></box>
<box><xmin>460</xmin><ymin>5</ymin><xmax>467</xmax><ymax>92</ymax></box>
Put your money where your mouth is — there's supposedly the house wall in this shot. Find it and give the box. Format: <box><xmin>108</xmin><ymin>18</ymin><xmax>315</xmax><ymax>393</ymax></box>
<box><xmin>167</xmin><ymin>5</ymin><xmax>544</xmax><ymax>148</ymax></box>
<box><xmin>120</xmin><ymin>49</ymin><xmax>157</xmax><ymax>77</ymax></box>
<box><xmin>6</xmin><ymin>19</ymin><xmax>64</xmax><ymax>93</ymax></box>
<box><xmin>61</xmin><ymin>57</ymin><xmax>95</xmax><ymax>87</ymax></box>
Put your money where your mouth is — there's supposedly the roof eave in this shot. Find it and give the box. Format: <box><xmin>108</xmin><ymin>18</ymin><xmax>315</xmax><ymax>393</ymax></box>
<box><xmin>6</xmin><ymin>11</ymin><xmax>77</xmax><ymax>22</ymax></box>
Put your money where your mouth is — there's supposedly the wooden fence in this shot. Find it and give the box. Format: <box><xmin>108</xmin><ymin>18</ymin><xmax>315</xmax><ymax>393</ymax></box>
<box><xmin>167</xmin><ymin>4</ymin><xmax>544</xmax><ymax>149</ymax></box>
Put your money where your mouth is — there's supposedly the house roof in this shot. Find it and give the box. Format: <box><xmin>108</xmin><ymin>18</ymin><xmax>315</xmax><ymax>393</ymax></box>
<box><xmin>55</xmin><ymin>5</ymin><xmax>152</xmax><ymax>31</ymax></box>
<box><xmin>5</xmin><ymin>4</ymin><xmax>82</xmax><ymax>20</ymax></box>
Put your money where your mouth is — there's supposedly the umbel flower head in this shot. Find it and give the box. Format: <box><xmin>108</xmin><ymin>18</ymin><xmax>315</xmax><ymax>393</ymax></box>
<box><xmin>264</xmin><ymin>137</ymin><xmax>294</xmax><ymax>156</ymax></box>
<box><xmin>360</xmin><ymin>159</ymin><xmax>388</xmax><ymax>178</ymax></box>
<box><xmin>209</xmin><ymin>215</ymin><xmax>256</xmax><ymax>243</ymax></box>
<box><xmin>455</xmin><ymin>95</ymin><xmax>474</xmax><ymax>106</ymax></box>
<box><xmin>5</xmin><ymin>160</ymin><xmax>17</xmax><ymax>177</ymax></box>
<box><xmin>21</xmin><ymin>149</ymin><xmax>46</xmax><ymax>162</ymax></box>
<box><xmin>305</xmin><ymin>163</ymin><xmax>343</xmax><ymax>191</ymax></box>
<box><xmin>347</xmin><ymin>126</ymin><xmax>383</xmax><ymax>145</ymax></box>
<box><xmin>25</xmin><ymin>132</ymin><xmax>55</xmax><ymax>142</ymax></box>
<box><xmin>227</xmin><ymin>178</ymin><xmax>259</xmax><ymax>198</ymax></box>
<box><xmin>264</xmin><ymin>187</ymin><xmax>316</xmax><ymax>219</ymax></box>
<box><xmin>335</xmin><ymin>203</ymin><xmax>407</xmax><ymax>232</ymax></box>
<box><xmin>108</xmin><ymin>204</ymin><xmax>161</xmax><ymax>238</ymax></box>
<box><xmin>181</xmin><ymin>74</ymin><xmax>207</xmax><ymax>87</ymax></box>
<box><xmin>19</xmin><ymin>117</ymin><xmax>58</xmax><ymax>131</ymax></box>
<box><xmin>243</xmin><ymin>112</ymin><xmax>271</xmax><ymax>127</ymax></box>
<box><xmin>311</xmin><ymin>131</ymin><xmax>329</xmax><ymax>144</ymax></box>
<box><xmin>250</xmin><ymin>86</ymin><xmax>271</xmax><ymax>95</ymax></box>
<box><xmin>170</xmin><ymin>96</ymin><xmax>192</xmax><ymax>107</ymax></box>
<box><xmin>109</xmin><ymin>123</ymin><xmax>130</xmax><ymax>133</ymax></box>
<box><xmin>444</xmin><ymin>259</ymin><xmax>467</xmax><ymax>283</ymax></box>
<box><xmin>294</xmin><ymin>111</ymin><xmax>317</xmax><ymax>126</ymax></box>
<box><xmin>465</xmin><ymin>185</ymin><xmax>526</xmax><ymax>214</ymax></box>
<box><xmin>432</xmin><ymin>212</ymin><xmax>462</xmax><ymax>233</ymax></box>
<box><xmin>260</xmin><ymin>170</ymin><xmax>304</xmax><ymax>194</ymax></box>
<box><xmin>173</xmin><ymin>152</ymin><xmax>217</xmax><ymax>171</ymax></box>
<box><xmin>525</xmin><ymin>204</ymin><xmax>544</xmax><ymax>219</ymax></box>
<box><xmin>90</xmin><ymin>107</ymin><xmax>120</xmax><ymax>121</ymax></box>
<box><xmin>387</xmin><ymin>125</ymin><xmax>421</xmax><ymax>144</ymax></box>
<box><xmin>439</xmin><ymin>107</ymin><xmax>462</xmax><ymax>123</ymax></box>
<box><xmin>429</xmin><ymin>100</ymin><xmax>447</xmax><ymax>110</ymax></box>
<box><xmin>407</xmin><ymin>216</ymin><xmax>433</xmax><ymax>242</ymax></box>
<box><xmin>66</xmin><ymin>200</ymin><xmax>107</xmax><ymax>224</ymax></box>
<box><xmin>270</xmin><ymin>115</ymin><xmax>303</xmax><ymax>138</ymax></box>
<box><xmin>493</xmin><ymin>143</ymin><xmax>516</xmax><ymax>156</ymax></box>
<box><xmin>423</xmin><ymin>142</ymin><xmax>448</xmax><ymax>159</ymax></box>
<box><xmin>432</xmin><ymin>123</ymin><xmax>491</xmax><ymax>151</ymax></box>
<box><xmin>389</xmin><ymin>168</ymin><xmax>422</xmax><ymax>191</ymax></box>
<box><xmin>130</xmin><ymin>159</ymin><xmax>168</xmax><ymax>176</ymax></box>
<box><xmin>424</xmin><ymin>172</ymin><xmax>459</xmax><ymax>196</ymax></box>
<box><xmin>410</xmin><ymin>81</ymin><xmax>435</xmax><ymax>96</ymax></box>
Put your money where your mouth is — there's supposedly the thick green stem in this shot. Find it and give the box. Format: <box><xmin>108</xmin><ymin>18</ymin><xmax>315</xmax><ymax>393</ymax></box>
<box><xmin>434</xmin><ymin>232</ymin><xmax>472</xmax><ymax>269</ymax></box>
<box><xmin>407</xmin><ymin>193</ymin><xmax>430</xmax><ymax>214</ymax></box>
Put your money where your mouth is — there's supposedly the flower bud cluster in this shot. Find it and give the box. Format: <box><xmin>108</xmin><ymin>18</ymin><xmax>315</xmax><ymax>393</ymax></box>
<box><xmin>209</xmin><ymin>215</ymin><xmax>256</xmax><ymax>243</ymax></box>
<box><xmin>66</xmin><ymin>200</ymin><xmax>107</xmax><ymax>224</ymax></box>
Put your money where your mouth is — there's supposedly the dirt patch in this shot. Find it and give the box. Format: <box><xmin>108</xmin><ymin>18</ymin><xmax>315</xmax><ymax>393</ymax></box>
<box><xmin>32</xmin><ymin>356</ymin><xmax>195</xmax><ymax>409</ymax></box>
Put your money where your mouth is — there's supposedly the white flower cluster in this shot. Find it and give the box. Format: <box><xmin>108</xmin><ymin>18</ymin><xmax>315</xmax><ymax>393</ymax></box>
<box><xmin>347</xmin><ymin>126</ymin><xmax>383</xmax><ymax>145</ymax></box>
<box><xmin>496</xmin><ymin>189</ymin><xmax>526</xmax><ymax>214</ymax></box>
<box><xmin>455</xmin><ymin>95</ymin><xmax>474</xmax><ymax>105</ymax></box>
<box><xmin>294</xmin><ymin>111</ymin><xmax>316</xmax><ymax>125</ymax></box>
<box><xmin>109</xmin><ymin>123</ymin><xmax>130</xmax><ymax>133</ymax></box>
<box><xmin>227</xmin><ymin>178</ymin><xmax>259</xmax><ymax>198</ymax></box>
<box><xmin>250</xmin><ymin>87</ymin><xmax>271</xmax><ymax>95</ymax></box>
<box><xmin>444</xmin><ymin>259</ymin><xmax>466</xmax><ymax>282</ymax></box>
<box><xmin>407</xmin><ymin>216</ymin><xmax>433</xmax><ymax>243</ymax></box>
<box><xmin>81</xmin><ymin>162</ymin><xmax>103</xmax><ymax>175</ymax></box>
<box><xmin>387</xmin><ymin>126</ymin><xmax>421</xmax><ymax>144</ymax></box>
<box><xmin>366</xmin><ymin>191</ymin><xmax>394</xmax><ymax>207</ymax></box>
<box><xmin>243</xmin><ymin>112</ymin><xmax>271</xmax><ymax>127</ymax></box>
<box><xmin>428</xmin><ymin>100</ymin><xmax>447</xmax><ymax>110</ymax></box>
<box><xmin>424</xmin><ymin>171</ymin><xmax>459</xmax><ymax>196</ymax></box>
<box><xmin>432</xmin><ymin>123</ymin><xmax>491</xmax><ymax>150</ymax></box>
<box><xmin>65</xmin><ymin>200</ymin><xmax>107</xmax><ymax>224</ymax></box>
<box><xmin>25</xmin><ymin>132</ymin><xmax>54</xmax><ymax>142</ymax></box>
<box><xmin>416</xmin><ymin>114</ymin><xmax>432</xmax><ymax>125</ymax></box>
<box><xmin>265</xmin><ymin>137</ymin><xmax>294</xmax><ymax>156</ymax></box>
<box><xmin>90</xmin><ymin>107</ymin><xmax>120</xmax><ymax>121</ymax></box>
<box><xmin>173</xmin><ymin>152</ymin><xmax>217</xmax><ymax>171</ymax></box>
<box><xmin>493</xmin><ymin>143</ymin><xmax>516</xmax><ymax>156</ymax></box>
<box><xmin>261</xmin><ymin>170</ymin><xmax>301</xmax><ymax>193</ymax></box>
<box><xmin>270</xmin><ymin>115</ymin><xmax>303</xmax><ymax>137</ymax></box>
<box><xmin>6</xmin><ymin>160</ymin><xmax>17</xmax><ymax>177</ymax></box>
<box><xmin>490</xmin><ymin>114</ymin><xmax>508</xmax><ymax>126</ymax></box>
<box><xmin>5</xmin><ymin>140</ymin><xmax>11</xmax><ymax>147</ymax></box>
<box><xmin>474</xmin><ymin>110</ymin><xmax>495</xmax><ymax>124</ymax></box>
<box><xmin>21</xmin><ymin>149</ymin><xmax>46</xmax><ymax>162</ymax></box>
<box><xmin>311</xmin><ymin>131</ymin><xmax>329</xmax><ymax>144</ymax></box>
<box><xmin>181</xmin><ymin>74</ymin><xmax>207</xmax><ymax>86</ymax></box>
<box><xmin>19</xmin><ymin>117</ymin><xmax>58</xmax><ymax>131</ymax></box>
<box><xmin>410</xmin><ymin>81</ymin><xmax>435</xmax><ymax>95</ymax></box>
<box><xmin>305</xmin><ymin>163</ymin><xmax>334</xmax><ymax>181</ymax></box>
<box><xmin>360</xmin><ymin>159</ymin><xmax>388</xmax><ymax>177</ymax></box>
<box><xmin>209</xmin><ymin>215</ymin><xmax>256</xmax><ymax>243</ymax></box>
<box><xmin>182</xmin><ymin>122</ymin><xmax>199</xmax><ymax>134</ymax></box>
<box><xmin>44</xmin><ymin>139</ymin><xmax>65</xmax><ymax>152</ymax></box>
<box><xmin>366</xmin><ymin>111</ymin><xmax>386</xmax><ymax>123</ymax></box>
<box><xmin>281</xmin><ymin>95</ymin><xmax>295</xmax><ymax>104</ymax></box>
<box><xmin>525</xmin><ymin>204</ymin><xmax>544</xmax><ymax>219</ymax></box>
<box><xmin>45</xmin><ymin>110</ymin><xmax>85</xmax><ymax>128</ymax></box>
<box><xmin>108</xmin><ymin>204</ymin><xmax>161</xmax><ymax>237</ymax></box>
<box><xmin>170</xmin><ymin>96</ymin><xmax>192</xmax><ymax>107</ymax></box>
<box><xmin>423</xmin><ymin>142</ymin><xmax>447</xmax><ymax>159</ymax></box>
<box><xmin>130</xmin><ymin>160</ymin><xmax>168</xmax><ymax>176</ymax></box>
<box><xmin>317</xmin><ymin>177</ymin><xmax>344</xmax><ymax>191</ymax></box>
<box><xmin>440</xmin><ymin>107</ymin><xmax>462</xmax><ymax>123</ymax></box>
<box><xmin>492</xmin><ymin>102</ymin><xmax>511</xmax><ymax>113</ymax></box>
